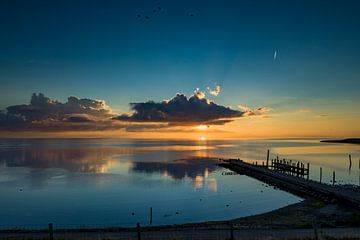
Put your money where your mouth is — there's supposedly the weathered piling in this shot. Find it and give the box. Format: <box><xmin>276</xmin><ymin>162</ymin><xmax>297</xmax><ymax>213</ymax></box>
<box><xmin>228</xmin><ymin>221</ymin><xmax>234</xmax><ymax>240</ymax></box>
<box><xmin>270</xmin><ymin>157</ymin><xmax>309</xmax><ymax>178</ymax></box>
<box><xmin>307</xmin><ymin>163</ymin><xmax>310</xmax><ymax>180</ymax></box>
<box><xmin>48</xmin><ymin>223</ymin><xmax>54</xmax><ymax>240</ymax></box>
<box><xmin>150</xmin><ymin>207</ymin><xmax>153</xmax><ymax>225</ymax></box>
<box><xmin>137</xmin><ymin>222</ymin><xmax>141</xmax><ymax>240</ymax></box>
<box><xmin>320</xmin><ymin>167</ymin><xmax>322</xmax><ymax>184</ymax></box>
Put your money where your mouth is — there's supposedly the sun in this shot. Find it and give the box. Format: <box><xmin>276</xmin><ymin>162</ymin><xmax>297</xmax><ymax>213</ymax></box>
<box><xmin>199</xmin><ymin>136</ymin><xmax>207</xmax><ymax>141</ymax></box>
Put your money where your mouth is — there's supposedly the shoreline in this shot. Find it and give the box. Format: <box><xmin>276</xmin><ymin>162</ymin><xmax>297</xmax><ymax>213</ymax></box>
<box><xmin>2</xmin><ymin>199</ymin><xmax>359</xmax><ymax>233</ymax></box>
<box><xmin>321</xmin><ymin>138</ymin><xmax>360</xmax><ymax>145</ymax></box>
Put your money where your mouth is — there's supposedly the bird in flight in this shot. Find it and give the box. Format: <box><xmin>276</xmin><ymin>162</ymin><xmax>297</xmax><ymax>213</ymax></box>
<box><xmin>137</xmin><ymin>6</ymin><xmax>162</xmax><ymax>20</ymax></box>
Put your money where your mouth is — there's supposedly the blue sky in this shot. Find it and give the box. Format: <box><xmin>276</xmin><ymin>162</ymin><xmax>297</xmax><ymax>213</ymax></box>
<box><xmin>0</xmin><ymin>0</ymin><xmax>359</xmax><ymax>132</ymax></box>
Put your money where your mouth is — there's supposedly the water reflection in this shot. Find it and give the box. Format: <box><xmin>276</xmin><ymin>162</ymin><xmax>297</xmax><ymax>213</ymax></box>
<box><xmin>0</xmin><ymin>147</ymin><xmax>134</xmax><ymax>173</ymax></box>
<box><xmin>132</xmin><ymin>158</ymin><xmax>218</xmax><ymax>179</ymax></box>
<box><xmin>0</xmin><ymin>146</ymin><xmax>220</xmax><ymax>185</ymax></box>
<box><xmin>132</xmin><ymin>158</ymin><xmax>219</xmax><ymax>191</ymax></box>
<box><xmin>0</xmin><ymin>139</ymin><xmax>314</xmax><ymax>227</ymax></box>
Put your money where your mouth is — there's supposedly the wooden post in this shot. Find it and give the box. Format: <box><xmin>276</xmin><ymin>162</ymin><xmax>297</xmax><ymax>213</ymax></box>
<box><xmin>320</xmin><ymin>167</ymin><xmax>322</xmax><ymax>184</ymax></box>
<box><xmin>307</xmin><ymin>163</ymin><xmax>310</xmax><ymax>180</ymax></box>
<box><xmin>332</xmin><ymin>171</ymin><xmax>336</xmax><ymax>186</ymax></box>
<box><xmin>48</xmin><ymin>223</ymin><xmax>54</xmax><ymax>240</ymax></box>
<box><xmin>137</xmin><ymin>222</ymin><xmax>141</xmax><ymax>240</ymax></box>
<box><xmin>228</xmin><ymin>221</ymin><xmax>234</xmax><ymax>240</ymax></box>
<box><xmin>150</xmin><ymin>207</ymin><xmax>153</xmax><ymax>225</ymax></box>
<box><xmin>349</xmin><ymin>154</ymin><xmax>352</xmax><ymax>171</ymax></box>
<box><xmin>296</xmin><ymin>162</ymin><xmax>300</xmax><ymax>176</ymax></box>
<box><xmin>266</xmin><ymin>149</ymin><xmax>270</xmax><ymax>167</ymax></box>
<box><xmin>313</xmin><ymin>219</ymin><xmax>319</xmax><ymax>240</ymax></box>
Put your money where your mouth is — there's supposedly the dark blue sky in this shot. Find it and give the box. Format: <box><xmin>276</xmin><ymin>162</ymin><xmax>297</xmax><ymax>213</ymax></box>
<box><xmin>0</xmin><ymin>0</ymin><xmax>359</xmax><ymax>116</ymax></box>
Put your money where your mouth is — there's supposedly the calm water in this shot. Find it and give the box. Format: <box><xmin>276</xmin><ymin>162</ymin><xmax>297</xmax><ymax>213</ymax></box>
<box><xmin>0</xmin><ymin>138</ymin><xmax>359</xmax><ymax>228</ymax></box>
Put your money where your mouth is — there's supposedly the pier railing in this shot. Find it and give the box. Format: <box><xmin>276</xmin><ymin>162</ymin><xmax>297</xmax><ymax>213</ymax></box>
<box><xmin>270</xmin><ymin>157</ymin><xmax>309</xmax><ymax>179</ymax></box>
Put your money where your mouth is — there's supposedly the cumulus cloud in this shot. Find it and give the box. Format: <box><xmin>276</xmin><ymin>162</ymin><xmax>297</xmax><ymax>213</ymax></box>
<box><xmin>193</xmin><ymin>88</ymin><xmax>206</xmax><ymax>99</ymax></box>
<box><xmin>207</xmin><ymin>85</ymin><xmax>221</xmax><ymax>96</ymax></box>
<box><xmin>0</xmin><ymin>93</ymin><xmax>118</xmax><ymax>131</ymax></box>
<box><xmin>115</xmin><ymin>93</ymin><xmax>252</xmax><ymax>126</ymax></box>
<box><xmin>0</xmin><ymin>92</ymin><xmax>272</xmax><ymax>132</ymax></box>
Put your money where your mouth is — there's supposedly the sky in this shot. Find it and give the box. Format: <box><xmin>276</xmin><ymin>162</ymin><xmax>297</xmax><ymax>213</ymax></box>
<box><xmin>0</xmin><ymin>0</ymin><xmax>359</xmax><ymax>139</ymax></box>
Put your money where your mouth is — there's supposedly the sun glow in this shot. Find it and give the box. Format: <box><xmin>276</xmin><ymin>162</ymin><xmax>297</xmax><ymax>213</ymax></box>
<box><xmin>199</xmin><ymin>136</ymin><xmax>207</xmax><ymax>141</ymax></box>
<box><xmin>196</xmin><ymin>125</ymin><xmax>209</xmax><ymax>130</ymax></box>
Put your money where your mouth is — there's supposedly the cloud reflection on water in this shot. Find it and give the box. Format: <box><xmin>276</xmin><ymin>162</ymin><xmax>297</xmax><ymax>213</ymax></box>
<box><xmin>0</xmin><ymin>144</ymin><xmax>220</xmax><ymax>191</ymax></box>
<box><xmin>0</xmin><ymin>147</ymin><xmax>134</xmax><ymax>173</ymax></box>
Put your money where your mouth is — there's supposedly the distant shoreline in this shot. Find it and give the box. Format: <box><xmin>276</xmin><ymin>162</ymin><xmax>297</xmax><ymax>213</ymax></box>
<box><xmin>320</xmin><ymin>138</ymin><xmax>360</xmax><ymax>145</ymax></box>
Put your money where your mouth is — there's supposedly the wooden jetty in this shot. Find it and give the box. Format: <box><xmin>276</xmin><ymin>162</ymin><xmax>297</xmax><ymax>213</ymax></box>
<box><xmin>220</xmin><ymin>158</ymin><xmax>360</xmax><ymax>209</ymax></box>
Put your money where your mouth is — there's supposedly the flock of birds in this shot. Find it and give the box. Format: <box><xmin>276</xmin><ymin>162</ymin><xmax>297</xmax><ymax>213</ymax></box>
<box><xmin>137</xmin><ymin>6</ymin><xmax>195</xmax><ymax>20</ymax></box>
<box><xmin>136</xmin><ymin>6</ymin><xmax>278</xmax><ymax>61</ymax></box>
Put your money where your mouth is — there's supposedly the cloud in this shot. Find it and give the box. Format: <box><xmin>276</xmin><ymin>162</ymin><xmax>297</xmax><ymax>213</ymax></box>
<box><xmin>296</xmin><ymin>108</ymin><xmax>311</xmax><ymax>113</ymax></box>
<box><xmin>207</xmin><ymin>85</ymin><xmax>221</xmax><ymax>96</ymax></box>
<box><xmin>63</xmin><ymin>114</ymin><xmax>96</xmax><ymax>123</ymax></box>
<box><xmin>0</xmin><ymin>93</ymin><xmax>119</xmax><ymax>131</ymax></box>
<box><xmin>238</xmin><ymin>105</ymin><xmax>273</xmax><ymax>116</ymax></box>
<box><xmin>115</xmin><ymin>93</ymin><xmax>258</xmax><ymax>126</ymax></box>
<box><xmin>193</xmin><ymin>88</ymin><xmax>206</xmax><ymax>99</ymax></box>
<box><xmin>5</xmin><ymin>93</ymin><xmax>113</xmax><ymax>121</ymax></box>
<box><xmin>0</xmin><ymin>92</ymin><xmax>271</xmax><ymax>132</ymax></box>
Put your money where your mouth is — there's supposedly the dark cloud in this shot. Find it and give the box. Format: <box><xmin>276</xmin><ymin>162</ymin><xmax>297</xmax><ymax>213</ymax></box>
<box><xmin>0</xmin><ymin>92</ymin><xmax>270</xmax><ymax>132</ymax></box>
<box><xmin>114</xmin><ymin>93</ymin><xmax>245</xmax><ymax>125</ymax></box>
<box><xmin>0</xmin><ymin>93</ymin><xmax>118</xmax><ymax>131</ymax></box>
<box><xmin>63</xmin><ymin>114</ymin><xmax>95</xmax><ymax>123</ymax></box>
<box><xmin>6</xmin><ymin>93</ymin><xmax>112</xmax><ymax>121</ymax></box>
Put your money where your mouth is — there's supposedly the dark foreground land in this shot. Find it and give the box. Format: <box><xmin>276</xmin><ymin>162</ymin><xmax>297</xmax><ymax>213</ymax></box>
<box><xmin>2</xmin><ymin>199</ymin><xmax>360</xmax><ymax>240</ymax></box>
<box><xmin>321</xmin><ymin>138</ymin><xmax>360</xmax><ymax>144</ymax></box>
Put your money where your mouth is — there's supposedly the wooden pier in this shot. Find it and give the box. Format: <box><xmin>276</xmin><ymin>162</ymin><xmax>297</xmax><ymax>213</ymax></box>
<box><xmin>220</xmin><ymin>158</ymin><xmax>360</xmax><ymax>209</ymax></box>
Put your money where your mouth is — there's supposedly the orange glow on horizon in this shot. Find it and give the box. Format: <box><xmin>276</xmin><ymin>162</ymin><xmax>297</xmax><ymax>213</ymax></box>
<box><xmin>196</xmin><ymin>125</ymin><xmax>209</xmax><ymax>130</ymax></box>
<box><xmin>0</xmin><ymin>111</ymin><xmax>359</xmax><ymax>139</ymax></box>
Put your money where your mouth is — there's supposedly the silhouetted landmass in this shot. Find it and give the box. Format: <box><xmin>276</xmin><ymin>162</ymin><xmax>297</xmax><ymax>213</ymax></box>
<box><xmin>321</xmin><ymin>138</ymin><xmax>360</xmax><ymax>145</ymax></box>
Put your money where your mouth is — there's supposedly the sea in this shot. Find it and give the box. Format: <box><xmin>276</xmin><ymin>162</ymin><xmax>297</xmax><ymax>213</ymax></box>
<box><xmin>0</xmin><ymin>138</ymin><xmax>359</xmax><ymax>228</ymax></box>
